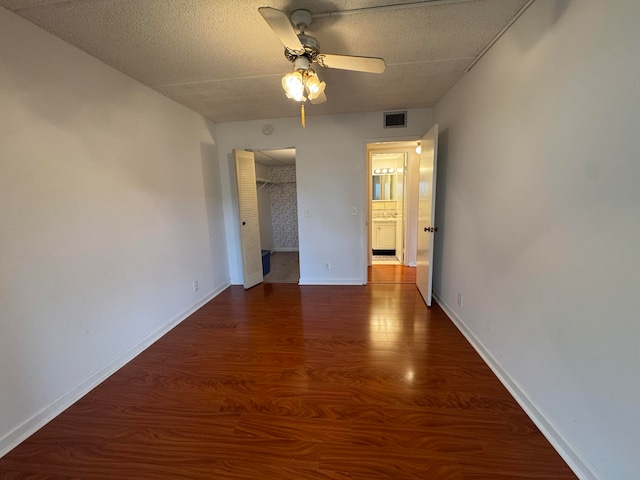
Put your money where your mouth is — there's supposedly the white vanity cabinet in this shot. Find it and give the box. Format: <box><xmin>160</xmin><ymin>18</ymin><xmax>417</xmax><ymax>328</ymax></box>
<box><xmin>373</xmin><ymin>219</ymin><xmax>396</xmax><ymax>249</ymax></box>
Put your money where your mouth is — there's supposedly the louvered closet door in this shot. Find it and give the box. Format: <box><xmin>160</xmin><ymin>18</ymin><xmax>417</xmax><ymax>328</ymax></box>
<box><xmin>234</xmin><ymin>149</ymin><xmax>263</xmax><ymax>289</ymax></box>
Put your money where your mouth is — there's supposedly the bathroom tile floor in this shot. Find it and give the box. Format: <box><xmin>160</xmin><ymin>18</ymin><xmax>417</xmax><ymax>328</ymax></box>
<box><xmin>372</xmin><ymin>255</ymin><xmax>401</xmax><ymax>264</ymax></box>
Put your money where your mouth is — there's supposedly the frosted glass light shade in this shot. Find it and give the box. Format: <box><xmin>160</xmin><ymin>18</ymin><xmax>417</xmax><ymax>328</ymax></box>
<box><xmin>305</xmin><ymin>72</ymin><xmax>326</xmax><ymax>100</ymax></box>
<box><xmin>282</xmin><ymin>72</ymin><xmax>305</xmax><ymax>102</ymax></box>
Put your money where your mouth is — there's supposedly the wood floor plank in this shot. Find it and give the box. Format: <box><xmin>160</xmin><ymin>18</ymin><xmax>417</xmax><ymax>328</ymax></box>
<box><xmin>234</xmin><ymin>413</ymin><xmax>354</xmax><ymax>443</ymax></box>
<box><xmin>211</xmin><ymin>461</ymin><xmax>352</xmax><ymax>480</ymax></box>
<box><xmin>320</xmin><ymin>443</ymin><xmax>463</xmax><ymax>479</ymax></box>
<box><xmin>0</xmin><ymin>470</ymin><xmax>83</xmax><ymax>480</ymax></box>
<box><xmin>0</xmin><ymin>284</ymin><xmax>576</xmax><ymax>479</ymax></box>
<box><xmin>456</xmin><ymin>450</ymin><xmax>579</xmax><ymax>480</ymax></box>
<box><xmin>368</xmin><ymin>264</ymin><xmax>417</xmax><ymax>284</ymax></box>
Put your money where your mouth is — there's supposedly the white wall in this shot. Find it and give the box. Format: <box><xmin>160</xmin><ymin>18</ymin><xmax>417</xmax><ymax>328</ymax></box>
<box><xmin>0</xmin><ymin>8</ymin><xmax>229</xmax><ymax>456</ymax></box>
<box><xmin>432</xmin><ymin>1</ymin><xmax>640</xmax><ymax>478</ymax></box>
<box><xmin>217</xmin><ymin>109</ymin><xmax>432</xmax><ymax>285</ymax></box>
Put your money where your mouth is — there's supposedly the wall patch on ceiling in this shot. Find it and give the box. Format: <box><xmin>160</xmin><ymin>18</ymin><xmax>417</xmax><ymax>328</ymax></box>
<box><xmin>383</xmin><ymin>111</ymin><xmax>407</xmax><ymax>128</ymax></box>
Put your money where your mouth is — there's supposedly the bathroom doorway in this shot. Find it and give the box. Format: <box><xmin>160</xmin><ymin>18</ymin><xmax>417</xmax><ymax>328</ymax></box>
<box><xmin>371</xmin><ymin>150</ymin><xmax>406</xmax><ymax>265</ymax></box>
<box><xmin>367</xmin><ymin>141</ymin><xmax>420</xmax><ymax>268</ymax></box>
<box><xmin>366</xmin><ymin>141</ymin><xmax>420</xmax><ymax>284</ymax></box>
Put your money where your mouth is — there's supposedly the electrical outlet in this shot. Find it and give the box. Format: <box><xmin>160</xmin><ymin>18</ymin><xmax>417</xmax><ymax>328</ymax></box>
<box><xmin>193</xmin><ymin>280</ymin><xmax>199</xmax><ymax>292</ymax></box>
<box><xmin>457</xmin><ymin>292</ymin><xmax>463</xmax><ymax>306</ymax></box>
<box><xmin>324</xmin><ymin>261</ymin><xmax>331</xmax><ymax>270</ymax></box>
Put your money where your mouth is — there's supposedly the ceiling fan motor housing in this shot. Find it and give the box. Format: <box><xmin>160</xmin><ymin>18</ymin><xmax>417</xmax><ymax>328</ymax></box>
<box><xmin>285</xmin><ymin>8</ymin><xmax>319</xmax><ymax>64</ymax></box>
<box><xmin>285</xmin><ymin>33</ymin><xmax>320</xmax><ymax>63</ymax></box>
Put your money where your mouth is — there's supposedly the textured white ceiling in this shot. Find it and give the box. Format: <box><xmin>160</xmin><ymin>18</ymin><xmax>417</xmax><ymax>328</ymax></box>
<box><xmin>0</xmin><ymin>0</ymin><xmax>529</xmax><ymax>123</ymax></box>
<box><xmin>254</xmin><ymin>149</ymin><xmax>296</xmax><ymax>167</ymax></box>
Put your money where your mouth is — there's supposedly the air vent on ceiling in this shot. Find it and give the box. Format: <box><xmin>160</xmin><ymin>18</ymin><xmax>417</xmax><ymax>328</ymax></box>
<box><xmin>383</xmin><ymin>111</ymin><xmax>407</xmax><ymax>128</ymax></box>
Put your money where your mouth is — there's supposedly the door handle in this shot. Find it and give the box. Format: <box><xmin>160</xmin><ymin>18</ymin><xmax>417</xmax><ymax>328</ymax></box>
<box><xmin>424</xmin><ymin>227</ymin><xmax>439</xmax><ymax>233</ymax></box>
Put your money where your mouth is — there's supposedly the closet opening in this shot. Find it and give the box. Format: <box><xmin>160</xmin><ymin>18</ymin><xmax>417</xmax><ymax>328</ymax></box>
<box><xmin>254</xmin><ymin>148</ymin><xmax>300</xmax><ymax>283</ymax></box>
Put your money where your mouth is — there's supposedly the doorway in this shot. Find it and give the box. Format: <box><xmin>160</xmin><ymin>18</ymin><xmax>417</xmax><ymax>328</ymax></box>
<box><xmin>253</xmin><ymin>148</ymin><xmax>300</xmax><ymax>284</ymax></box>
<box><xmin>371</xmin><ymin>151</ymin><xmax>405</xmax><ymax>265</ymax></box>
<box><xmin>366</xmin><ymin>140</ymin><xmax>420</xmax><ymax>283</ymax></box>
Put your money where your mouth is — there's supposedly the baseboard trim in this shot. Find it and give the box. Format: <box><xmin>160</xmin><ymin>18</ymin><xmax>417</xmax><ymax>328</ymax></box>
<box><xmin>298</xmin><ymin>277</ymin><xmax>364</xmax><ymax>286</ymax></box>
<box><xmin>432</xmin><ymin>292</ymin><xmax>601</xmax><ymax>480</ymax></box>
<box><xmin>0</xmin><ymin>281</ymin><xmax>230</xmax><ymax>458</ymax></box>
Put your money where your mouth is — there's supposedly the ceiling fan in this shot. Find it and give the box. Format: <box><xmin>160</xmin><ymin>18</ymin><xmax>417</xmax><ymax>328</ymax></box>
<box><xmin>259</xmin><ymin>7</ymin><xmax>386</xmax><ymax>122</ymax></box>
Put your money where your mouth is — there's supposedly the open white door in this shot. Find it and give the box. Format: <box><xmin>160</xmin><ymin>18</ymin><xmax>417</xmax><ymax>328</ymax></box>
<box><xmin>416</xmin><ymin>125</ymin><xmax>438</xmax><ymax>306</ymax></box>
<box><xmin>234</xmin><ymin>149</ymin><xmax>263</xmax><ymax>289</ymax></box>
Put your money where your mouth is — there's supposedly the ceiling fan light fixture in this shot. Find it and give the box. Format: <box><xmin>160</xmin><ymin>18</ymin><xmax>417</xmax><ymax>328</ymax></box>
<box><xmin>305</xmin><ymin>71</ymin><xmax>326</xmax><ymax>100</ymax></box>
<box><xmin>261</xmin><ymin>6</ymin><xmax>387</xmax><ymax>115</ymax></box>
<box><xmin>282</xmin><ymin>71</ymin><xmax>306</xmax><ymax>102</ymax></box>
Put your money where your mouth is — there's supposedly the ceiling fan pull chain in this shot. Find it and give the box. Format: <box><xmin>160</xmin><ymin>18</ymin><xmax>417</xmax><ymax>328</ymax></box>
<box><xmin>301</xmin><ymin>103</ymin><xmax>306</xmax><ymax>128</ymax></box>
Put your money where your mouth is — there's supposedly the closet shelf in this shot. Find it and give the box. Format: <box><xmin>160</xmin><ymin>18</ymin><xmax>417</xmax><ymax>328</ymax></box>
<box><xmin>256</xmin><ymin>177</ymin><xmax>282</xmax><ymax>192</ymax></box>
<box><xmin>256</xmin><ymin>178</ymin><xmax>295</xmax><ymax>191</ymax></box>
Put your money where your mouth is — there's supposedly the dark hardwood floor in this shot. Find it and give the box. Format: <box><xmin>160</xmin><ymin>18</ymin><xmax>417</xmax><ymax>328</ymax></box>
<box><xmin>0</xmin><ymin>284</ymin><xmax>576</xmax><ymax>479</ymax></box>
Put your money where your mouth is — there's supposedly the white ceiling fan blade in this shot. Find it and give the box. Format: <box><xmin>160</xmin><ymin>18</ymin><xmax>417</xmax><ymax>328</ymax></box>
<box><xmin>258</xmin><ymin>7</ymin><xmax>303</xmax><ymax>53</ymax></box>
<box><xmin>310</xmin><ymin>90</ymin><xmax>327</xmax><ymax>104</ymax></box>
<box><xmin>317</xmin><ymin>54</ymin><xmax>386</xmax><ymax>74</ymax></box>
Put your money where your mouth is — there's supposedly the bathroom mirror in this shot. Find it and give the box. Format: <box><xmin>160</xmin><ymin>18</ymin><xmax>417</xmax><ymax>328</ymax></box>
<box><xmin>372</xmin><ymin>173</ymin><xmax>397</xmax><ymax>201</ymax></box>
